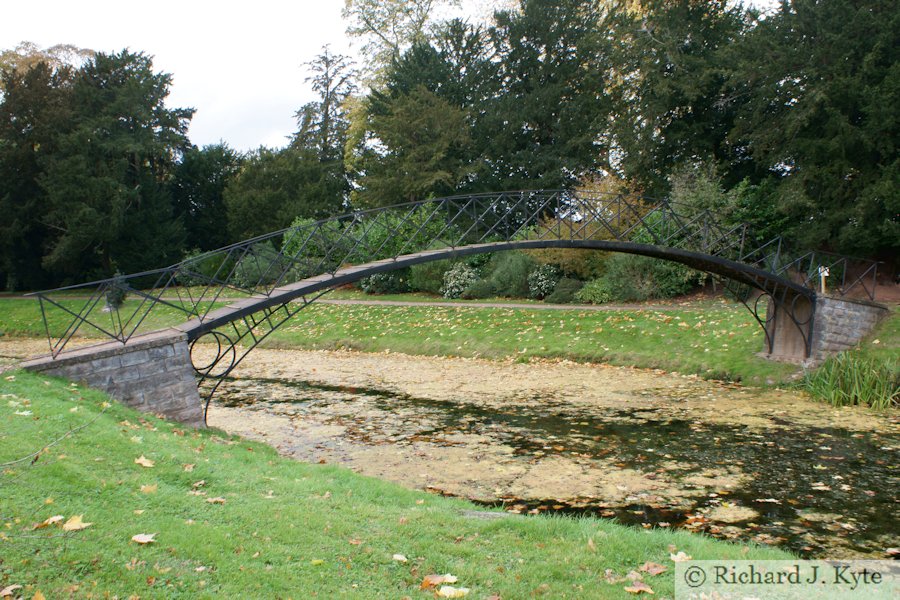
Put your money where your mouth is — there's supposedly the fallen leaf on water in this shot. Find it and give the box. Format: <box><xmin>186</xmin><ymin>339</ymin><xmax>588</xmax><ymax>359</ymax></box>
<box><xmin>206</xmin><ymin>497</ymin><xmax>226</xmax><ymax>505</ymax></box>
<box><xmin>670</xmin><ymin>551</ymin><xmax>692</xmax><ymax>562</ymax></box>
<box><xmin>639</xmin><ymin>562</ymin><xmax>667</xmax><ymax>576</ymax></box>
<box><xmin>624</xmin><ymin>581</ymin><xmax>654</xmax><ymax>595</ymax></box>
<box><xmin>140</xmin><ymin>484</ymin><xmax>157</xmax><ymax>494</ymax></box>
<box><xmin>436</xmin><ymin>585</ymin><xmax>470</xmax><ymax>598</ymax></box>
<box><xmin>132</xmin><ymin>533</ymin><xmax>156</xmax><ymax>544</ymax></box>
<box><xmin>421</xmin><ymin>574</ymin><xmax>459</xmax><ymax>589</ymax></box>
<box><xmin>392</xmin><ymin>553</ymin><xmax>408</xmax><ymax>563</ymax></box>
<box><xmin>134</xmin><ymin>456</ymin><xmax>155</xmax><ymax>468</ymax></box>
<box><xmin>63</xmin><ymin>515</ymin><xmax>92</xmax><ymax>532</ymax></box>
<box><xmin>0</xmin><ymin>585</ymin><xmax>22</xmax><ymax>597</ymax></box>
<box><xmin>33</xmin><ymin>515</ymin><xmax>64</xmax><ymax>530</ymax></box>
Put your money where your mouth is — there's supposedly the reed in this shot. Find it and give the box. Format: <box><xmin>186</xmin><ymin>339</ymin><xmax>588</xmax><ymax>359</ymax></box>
<box><xmin>804</xmin><ymin>352</ymin><xmax>899</xmax><ymax>410</ymax></box>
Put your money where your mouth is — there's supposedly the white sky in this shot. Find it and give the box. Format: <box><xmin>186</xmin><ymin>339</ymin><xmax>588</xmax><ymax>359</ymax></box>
<box><xmin>1</xmin><ymin>0</ymin><xmax>779</xmax><ymax>153</ymax></box>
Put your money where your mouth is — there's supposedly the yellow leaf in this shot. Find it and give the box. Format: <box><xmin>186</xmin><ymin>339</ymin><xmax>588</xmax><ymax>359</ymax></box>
<box><xmin>134</xmin><ymin>455</ymin><xmax>155</xmax><ymax>468</ymax></box>
<box><xmin>624</xmin><ymin>581</ymin><xmax>654</xmax><ymax>594</ymax></box>
<box><xmin>422</xmin><ymin>574</ymin><xmax>459</xmax><ymax>589</ymax></box>
<box><xmin>206</xmin><ymin>497</ymin><xmax>226</xmax><ymax>504</ymax></box>
<box><xmin>436</xmin><ymin>586</ymin><xmax>470</xmax><ymax>598</ymax></box>
<box><xmin>669</xmin><ymin>551</ymin><xmax>692</xmax><ymax>562</ymax></box>
<box><xmin>310</xmin><ymin>559</ymin><xmax>325</xmax><ymax>566</ymax></box>
<box><xmin>33</xmin><ymin>515</ymin><xmax>64</xmax><ymax>530</ymax></box>
<box><xmin>392</xmin><ymin>553</ymin><xmax>408</xmax><ymax>563</ymax></box>
<box><xmin>63</xmin><ymin>515</ymin><xmax>93</xmax><ymax>532</ymax></box>
<box><xmin>183</xmin><ymin>463</ymin><xmax>195</xmax><ymax>472</ymax></box>
<box><xmin>140</xmin><ymin>484</ymin><xmax>158</xmax><ymax>494</ymax></box>
<box><xmin>639</xmin><ymin>562</ymin><xmax>667</xmax><ymax>576</ymax></box>
<box><xmin>0</xmin><ymin>585</ymin><xmax>22</xmax><ymax>597</ymax></box>
<box><xmin>131</xmin><ymin>533</ymin><xmax>156</xmax><ymax>544</ymax></box>
<box><xmin>33</xmin><ymin>591</ymin><xmax>46</xmax><ymax>600</ymax></box>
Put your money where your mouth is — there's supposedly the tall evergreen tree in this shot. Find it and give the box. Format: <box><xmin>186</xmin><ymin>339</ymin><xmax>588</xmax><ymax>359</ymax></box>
<box><xmin>729</xmin><ymin>0</ymin><xmax>899</xmax><ymax>258</ymax></box>
<box><xmin>0</xmin><ymin>62</ymin><xmax>74</xmax><ymax>290</ymax></box>
<box><xmin>39</xmin><ymin>50</ymin><xmax>193</xmax><ymax>280</ymax></box>
<box><xmin>170</xmin><ymin>144</ymin><xmax>243</xmax><ymax>251</ymax></box>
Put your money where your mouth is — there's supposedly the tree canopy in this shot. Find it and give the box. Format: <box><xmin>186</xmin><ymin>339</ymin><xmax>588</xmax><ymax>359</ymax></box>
<box><xmin>0</xmin><ymin>1</ymin><xmax>896</xmax><ymax>290</ymax></box>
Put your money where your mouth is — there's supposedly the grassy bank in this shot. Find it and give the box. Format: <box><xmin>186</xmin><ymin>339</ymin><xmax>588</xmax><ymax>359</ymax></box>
<box><xmin>0</xmin><ymin>372</ymin><xmax>790</xmax><ymax>598</ymax></box>
<box><xmin>1</xmin><ymin>298</ymin><xmax>896</xmax><ymax>386</ymax></box>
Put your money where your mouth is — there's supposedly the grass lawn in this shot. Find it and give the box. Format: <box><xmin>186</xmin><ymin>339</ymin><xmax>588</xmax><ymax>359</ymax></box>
<box><xmin>0</xmin><ymin>372</ymin><xmax>792</xmax><ymax>598</ymax></box>
<box><xmin>3</xmin><ymin>297</ymin><xmax>897</xmax><ymax>385</ymax></box>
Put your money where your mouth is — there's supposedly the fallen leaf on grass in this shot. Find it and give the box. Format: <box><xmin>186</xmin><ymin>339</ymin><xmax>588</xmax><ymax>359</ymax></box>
<box><xmin>670</xmin><ymin>551</ymin><xmax>692</xmax><ymax>562</ymax></box>
<box><xmin>206</xmin><ymin>497</ymin><xmax>226</xmax><ymax>505</ymax></box>
<box><xmin>348</xmin><ymin>538</ymin><xmax>363</xmax><ymax>545</ymax></box>
<box><xmin>310</xmin><ymin>559</ymin><xmax>325</xmax><ymax>566</ymax></box>
<box><xmin>140</xmin><ymin>484</ymin><xmax>157</xmax><ymax>494</ymax></box>
<box><xmin>63</xmin><ymin>515</ymin><xmax>92</xmax><ymax>532</ymax></box>
<box><xmin>436</xmin><ymin>586</ymin><xmax>470</xmax><ymax>598</ymax></box>
<box><xmin>134</xmin><ymin>456</ymin><xmax>155</xmax><ymax>468</ymax></box>
<box><xmin>183</xmin><ymin>463</ymin><xmax>195</xmax><ymax>472</ymax></box>
<box><xmin>33</xmin><ymin>591</ymin><xmax>46</xmax><ymax>600</ymax></box>
<box><xmin>33</xmin><ymin>515</ymin><xmax>64</xmax><ymax>530</ymax></box>
<box><xmin>639</xmin><ymin>562</ymin><xmax>667</xmax><ymax>576</ymax></box>
<box><xmin>0</xmin><ymin>585</ymin><xmax>22</xmax><ymax>597</ymax></box>
<box><xmin>392</xmin><ymin>553</ymin><xmax>408</xmax><ymax>563</ymax></box>
<box><xmin>624</xmin><ymin>581</ymin><xmax>654</xmax><ymax>595</ymax></box>
<box><xmin>421</xmin><ymin>574</ymin><xmax>459</xmax><ymax>589</ymax></box>
<box><xmin>587</xmin><ymin>537</ymin><xmax>596</xmax><ymax>552</ymax></box>
<box><xmin>603</xmin><ymin>569</ymin><xmax>625</xmax><ymax>584</ymax></box>
<box><xmin>132</xmin><ymin>533</ymin><xmax>156</xmax><ymax>544</ymax></box>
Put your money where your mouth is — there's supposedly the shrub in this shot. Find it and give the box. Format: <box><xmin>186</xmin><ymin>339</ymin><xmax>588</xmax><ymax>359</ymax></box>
<box><xmin>233</xmin><ymin>242</ymin><xmax>289</xmax><ymax>288</ymax></box>
<box><xmin>359</xmin><ymin>269</ymin><xmax>411</xmax><ymax>294</ymax></box>
<box><xmin>803</xmin><ymin>353</ymin><xmax>899</xmax><ymax>410</ymax></box>
<box><xmin>545</xmin><ymin>278</ymin><xmax>583</xmax><ymax>304</ymax></box>
<box><xmin>177</xmin><ymin>249</ymin><xmax>234</xmax><ymax>287</ymax></box>
<box><xmin>461</xmin><ymin>279</ymin><xmax>498</xmax><ymax>300</ymax></box>
<box><xmin>485</xmin><ymin>252</ymin><xmax>535</xmax><ymax>298</ymax></box>
<box><xmin>441</xmin><ymin>263</ymin><xmax>479</xmax><ymax>299</ymax></box>
<box><xmin>409</xmin><ymin>258</ymin><xmax>454</xmax><ymax>295</ymax></box>
<box><xmin>282</xmin><ymin>218</ymin><xmax>350</xmax><ymax>274</ymax></box>
<box><xmin>575</xmin><ymin>278</ymin><xmax>614</xmax><ymax>304</ymax></box>
<box><xmin>600</xmin><ymin>254</ymin><xmax>702</xmax><ymax>302</ymax></box>
<box><xmin>528</xmin><ymin>264</ymin><xmax>561</xmax><ymax>299</ymax></box>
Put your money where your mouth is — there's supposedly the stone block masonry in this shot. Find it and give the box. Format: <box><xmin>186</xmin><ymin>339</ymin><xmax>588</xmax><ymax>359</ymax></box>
<box><xmin>20</xmin><ymin>330</ymin><xmax>205</xmax><ymax>427</ymax></box>
<box><xmin>807</xmin><ymin>296</ymin><xmax>890</xmax><ymax>366</ymax></box>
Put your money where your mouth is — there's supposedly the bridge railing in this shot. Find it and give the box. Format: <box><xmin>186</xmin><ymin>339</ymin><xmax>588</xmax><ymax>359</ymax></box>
<box><xmin>27</xmin><ymin>190</ymin><xmax>880</xmax><ymax>357</ymax></box>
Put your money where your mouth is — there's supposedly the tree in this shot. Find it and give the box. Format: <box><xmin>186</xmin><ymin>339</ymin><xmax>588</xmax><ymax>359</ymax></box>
<box><xmin>0</xmin><ymin>62</ymin><xmax>74</xmax><ymax>290</ymax></box>
<box><xmin>342</xmin><ymin>0</ymin><xmax>460</xmax><ymax>83</ymax></box>
<box><xmin>606</xmin><ymin>0</ymin><xmax>750</xmax><ymax>194</ymax></box>
<box><xmin>39</xmin><ymin>50</ymin><xmax>193</xmax><ymax>280</ymax></box>
<box><xmin>0</xmin><ymin>41</ymin><xmax>92</xmax><ymax>92</ymax></box>
<box><xmin>293</xmin><ymin>45</ymin><xmax>357</xmax><ymax>162</ymax></box>
<box><xmin>357</xmin><ymin>83</ymin><xmax>473</xmax><ymax>206</ymax></box>
<box><xmin>224</xmin><ymin>146</ymin><xmax>346</xmax><ymax>241</ymax></box>
<box><xmin>477</xmin><ymin>0</ymin><xmax>613</xmax><ymax>190</ymax></box>
<box><xmin>728</xmin><ymin>0</ymin><xmax>899</xmax><ymax>259</ymax></box>
<box><xmin>170</xmin><ymin>144</ymin><xmax>243</xmax><ymax>251</ymax></box>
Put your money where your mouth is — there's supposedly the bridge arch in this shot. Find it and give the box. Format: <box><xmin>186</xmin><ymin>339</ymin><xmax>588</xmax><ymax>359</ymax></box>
<box><xmin>27</xmin><ymin>190</ymin><xmax>882</xmax><ymax>424</ymax></box>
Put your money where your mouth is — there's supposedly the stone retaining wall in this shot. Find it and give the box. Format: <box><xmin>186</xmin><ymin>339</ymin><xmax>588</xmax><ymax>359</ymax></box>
<box><xmin>807</xmin><ymin>296</ymin><xmax>889</xmax><ymax>365</ymax></box>
<box><xmin>21</xmin><ymin>331</ymin><xmax>204</xmax><ymax>427</ymax></box>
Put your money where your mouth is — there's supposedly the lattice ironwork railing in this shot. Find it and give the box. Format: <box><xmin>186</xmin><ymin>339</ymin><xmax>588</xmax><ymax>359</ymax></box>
<box><xmin>28</xmin><ymin>190</ymin><xmax>880</xmax><ymax>358</ymax></box>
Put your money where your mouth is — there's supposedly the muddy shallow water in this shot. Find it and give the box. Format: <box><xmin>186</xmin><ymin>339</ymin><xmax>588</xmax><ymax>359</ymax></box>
<box><xmin>198</xmin><ymin>347</ymin><xmax>898</xmax><ymax>559</ymax></box>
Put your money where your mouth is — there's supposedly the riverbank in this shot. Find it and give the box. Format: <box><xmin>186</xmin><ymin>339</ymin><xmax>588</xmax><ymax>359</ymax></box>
<box><xmin>0</xmin><ymin>371</ymin><xmax>791</xmax><ymax>598</ymax></box>
<box><xmin>199</xmin><ymin>346</ymin><xmax>899</xmax><ymax>559</ymax></box>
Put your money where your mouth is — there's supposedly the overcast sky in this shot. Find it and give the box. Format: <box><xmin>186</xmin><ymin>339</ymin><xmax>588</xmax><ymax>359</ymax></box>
<box><xmin>1</xmin><ymin>0</ymin><xmax>778</xmax><ymax>153</ymax></box>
